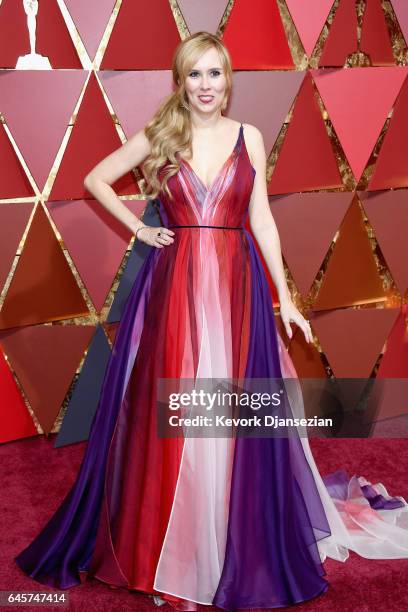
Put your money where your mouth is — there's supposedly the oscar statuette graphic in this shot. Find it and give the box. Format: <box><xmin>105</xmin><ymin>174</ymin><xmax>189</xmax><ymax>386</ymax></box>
<box><xmin>16</xmin><ymin>0</ymin><xmax>51</xmax><ymax>69</ymax></box>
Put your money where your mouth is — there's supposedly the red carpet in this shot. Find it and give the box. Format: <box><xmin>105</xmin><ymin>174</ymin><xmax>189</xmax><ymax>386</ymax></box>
<box><xmin>2</xmin><ymin>436</ymin><xmax>408</xmax><ymax>611</ymax></box>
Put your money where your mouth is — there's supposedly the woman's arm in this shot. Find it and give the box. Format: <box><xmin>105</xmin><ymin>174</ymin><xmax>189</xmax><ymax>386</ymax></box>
<box><xmin>245</xmin><ymin>124</ymin><xmax>313</xmax><ymax>344</ymax></box>
<box><xmin>84</xmin><ymin>128</ymin><xmax>150</xmax><ymax>234</ymax></box>
<box><xmin>83</xmin><ymin>128</ymin><xmax>174</xmax><ymax>247</ymax></box>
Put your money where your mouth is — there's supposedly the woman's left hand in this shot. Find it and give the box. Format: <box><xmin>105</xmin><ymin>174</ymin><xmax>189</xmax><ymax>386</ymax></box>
<box><xmin>279</xmin><ymin>297</ymin><xmax>313</xmax><ymax>344</ymax></box>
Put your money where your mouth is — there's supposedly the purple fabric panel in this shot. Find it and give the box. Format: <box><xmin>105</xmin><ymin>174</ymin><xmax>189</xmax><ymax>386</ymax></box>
<box><xmin>213</xmin><ymin>232</ymin><xmax>330</xmax><ymax>611</ymax></box>
<box><xmin>14</xmin><ymin>246</ymin><xmax>159</xmax><ymax>589</ymax></box>
<box><xmin>323</xmin><ymin>469</ymin><xmax>405</xmax><ymax>511</ymax></box>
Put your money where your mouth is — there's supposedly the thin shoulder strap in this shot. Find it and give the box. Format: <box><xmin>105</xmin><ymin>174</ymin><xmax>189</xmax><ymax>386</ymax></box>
<box><xmin>238</xmin><ymin>122</ymin><xmax>244</xmax><ymax>143</ymax></box>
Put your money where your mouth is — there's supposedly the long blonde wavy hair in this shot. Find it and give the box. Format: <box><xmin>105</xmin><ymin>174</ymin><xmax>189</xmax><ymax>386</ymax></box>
<box><xmin>142</xmin><ymin>31</ymin><xmax>233</xmax><ymax>201</ymax></box>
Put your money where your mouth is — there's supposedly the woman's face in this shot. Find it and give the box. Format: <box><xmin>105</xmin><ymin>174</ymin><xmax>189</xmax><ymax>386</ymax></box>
<box><xmin>184</xmin><ymin>47</ymin><xmax>227</xmax><ymax>115</ymax></box>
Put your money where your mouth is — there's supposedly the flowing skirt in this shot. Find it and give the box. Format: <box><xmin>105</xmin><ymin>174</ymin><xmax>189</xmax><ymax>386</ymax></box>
<box><xmin>15</xmin><ymin>229</ymin><xmax>408</xmax><ymax>611</ymax></box>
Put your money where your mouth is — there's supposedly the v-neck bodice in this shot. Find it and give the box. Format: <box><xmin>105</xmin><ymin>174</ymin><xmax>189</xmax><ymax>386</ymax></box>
<box><xmin>179</xmin><ymin>123</ymin><xmax>244</xmax><ymax>193</ymax></box>
<box><xmin>157</xmin><ymin>122</ymin><xmax>256</xmax><ymax>231</ymax></box>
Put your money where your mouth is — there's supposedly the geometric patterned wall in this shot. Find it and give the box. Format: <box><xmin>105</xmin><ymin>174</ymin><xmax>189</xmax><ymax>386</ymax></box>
<box><xmin>0</xmin><ymin>0</ymin><xmax>407</xmax><ymax>445</ymax></box>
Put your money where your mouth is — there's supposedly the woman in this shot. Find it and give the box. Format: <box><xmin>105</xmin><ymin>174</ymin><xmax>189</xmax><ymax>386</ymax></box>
<box><xmin>15</xmin><ymin>31</ymin><xmax>408</xmax><ymax>611</ymax></box>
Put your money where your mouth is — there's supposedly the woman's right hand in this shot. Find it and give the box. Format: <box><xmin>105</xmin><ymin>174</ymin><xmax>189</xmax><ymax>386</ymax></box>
<box><xmin>135</xmin><ymin>224</ymin><xmax>175</xmax><ymax>248</ymax></box>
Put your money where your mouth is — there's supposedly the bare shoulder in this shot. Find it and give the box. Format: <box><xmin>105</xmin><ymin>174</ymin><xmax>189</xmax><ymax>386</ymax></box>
<box><xmin>242</xmin><ymin>123</ymin><xmax>264</xmax><ymax>144</ymax></box>
<box><xmin>241</xmin><ymin>123</ymin><xmax>265</xmax><ymax>163</ymax></box>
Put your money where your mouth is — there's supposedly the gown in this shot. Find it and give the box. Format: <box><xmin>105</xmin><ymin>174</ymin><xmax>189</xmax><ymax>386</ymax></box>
<box><xmin>14</xmin><ymin>123</ymin><xmax>408</xmax><ymax>611</ymax></box>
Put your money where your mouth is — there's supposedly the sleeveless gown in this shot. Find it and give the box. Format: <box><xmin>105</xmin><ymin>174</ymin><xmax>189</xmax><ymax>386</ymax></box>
<box><xmin>15</xmin><ymin>123</ymin><xmax>408</xmax><ymax>611</ymax></box>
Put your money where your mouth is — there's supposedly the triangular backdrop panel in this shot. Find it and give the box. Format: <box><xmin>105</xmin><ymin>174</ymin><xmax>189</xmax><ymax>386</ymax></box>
<box><xmin>310</xmin><ymin>307</ymin><xmax>400</xmax><ymax>377</ymax></box>
<box><xmin>360</xmin><ymin>0</ymin><xmax>395</xmax><ymax>66</ymax></box>
<box><xmin>285</xmin><ymin>0</ymin><xmax>334</xmax><ymax>57</ymax></box>
<box><xmin>313</xmin><ymin>197</ymin><xmax>386</xmax><ymax>310</ymax></box>
<box><xmin>227</xmin><ymin>71</ymin><xmax>306</xmax><ymax>157</ymax></box>
<box><xmin>268</xmin><ymin>72</ymin><xmax>343</xmax><ymax>194</ymax></box>
<box><xmin>370</xmin><ymin>383</ymin><xmax>408</xmax><ymax>436</ymax></box>
<box><xmin>0</xmin><ymin>204</ymin><xmax>89</xmax><ymax>329</ymax></box>
<box><xmin>55</xmin><ymin>324</ymin><xmax>111</xmax><ymax>447</ymax></box>
<box><xmin>0</xmin><ymin>70</ymin><xmax>87</xmax><ymax>192</ymax></box>
<box><xmin>318</xmin><ymin>0</ymin><xmax>358</xmax><ymax>67</ymax></box>
<box><xmin>178</xmin><ymin>0</ymin><xmax>229</xmax><ymax>35</ymax></box>
<box><xmin>390</xmin><ymin>0</ymin><xmax>408</xmax><ymax>46</ymax></box>
<box><xmin>359</xmin><ymin>190</ymin><xmax>408</xmax><ymax>296</ymax></box>
<box><xmin>222</xmin><ymin>0</ymin><xmax>294</xmax><ymax>69</ymax></box>
<box><xmin>0</xmin><ymin>0</ymin><xmax>81</xmax><ymax>68</ymax></box>
<box><xmin>285</xmin><ymin>327</ymin><xmax>329</xmax><ymax>422</ymax></box>
<box><xmin>0</xmin><ymin>123</ymin><xmax>34</xmax><ymax>199</ymax></box>
<box><xmin>0</xmin><ymin>350</ymin><xmax>37</xmax><ymax>444</ymax></box>
<box><xmin>64</xmin><ymin>0</ymin><xmax>116</xmax><ymax>61</ymax></box>
<box><xmin>49</xmin><ymin>72</ymin><xmax>139</xmax><ymax>201</ymax></box>
<box><xmin>100</xmin><ymin>0</ymin><xmax>181</xmax><ymax>69</ymax></box>
<box><xmin>47</xmin><ymin>199</ymin><xmax>145</xmax><ymax>312</ymax></box>
<box><xmin>368</xmin><ymin>76</ymin><xmax>408</xmax><ymax>190</ymax></box>
<box><xmin>287</xmin><ymin>327</ymin><xmax>328</xmax><ymax>380</ymax></box>
<box><xmin>98</xmin><ymin>70</ymin><xmax>174</xmax><ymax>138</ymax></box>
<box><xmin>366</xmin><ymin>306</ymin><xmax>408</xmax><ymax>429</ymax></box>
<box><xmin>378</xmin><ymin>306</ymin><xmax>408</xmax><ymax>378</ymax></box>
<box><xmin>312</xmin><ymin>67</ymin><xmax>408</xmax><ymax>180</ymax></box>
<box><xmin>0</xmin><ymin>202</ymin><xmax>33</xmax><ymax>292</ymax></box>
<box><xmin>269</xmin><ymin>192</ymin><xmax>352</xmax><ymax>297</ymax></box>
<box><xmin>0</xmin><ymin>325</ymin><xmax>95</xmax><ymax>435</ymax></box>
